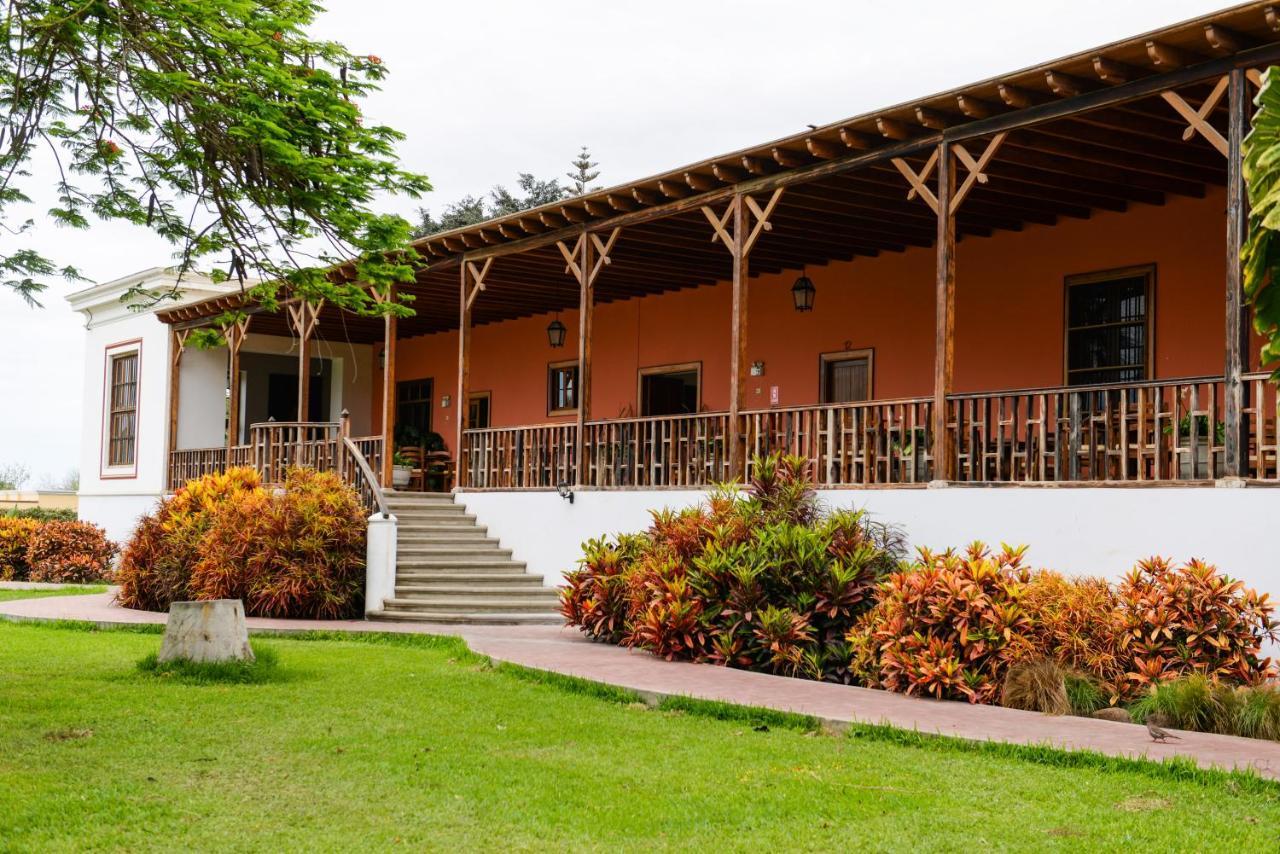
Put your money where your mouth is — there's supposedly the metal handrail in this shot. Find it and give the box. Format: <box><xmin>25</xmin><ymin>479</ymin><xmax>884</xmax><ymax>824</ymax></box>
<box><xmin>342</xmin><ymin>436</ymin><xmax>389</xmax><ymax>518</ymax></box>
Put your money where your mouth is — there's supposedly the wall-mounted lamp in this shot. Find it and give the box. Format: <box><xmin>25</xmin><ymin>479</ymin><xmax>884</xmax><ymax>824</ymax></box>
<box><xmin>750</xmin><ymin>360</ymin><xmax>765</xmax><ymax>377</ymax></box>
<box><xmin>547</xmin><ymin>317</ymin><xmax>567</xmax><ymax>348</ymax></box>
<box><xmin>441</xmin><ymin>394</ymin><xmax>451</xmax><ymax>408</ymax></box>
<box><xmin>556</xmin><ymin>481</ymin><xmax>575</xmax><ymax>504</ymax></box>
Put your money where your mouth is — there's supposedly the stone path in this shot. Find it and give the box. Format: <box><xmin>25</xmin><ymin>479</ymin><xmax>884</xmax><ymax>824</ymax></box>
<box><xmin>3</xmin><ymin>587</ymin><xmax>1278</xmax><ymax>781</ymax></box>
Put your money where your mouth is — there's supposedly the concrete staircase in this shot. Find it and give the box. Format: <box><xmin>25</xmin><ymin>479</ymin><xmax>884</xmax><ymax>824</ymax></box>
<box><xmin>367</xmin><ymin>492</ymin><xmax>562</xmax><ymax>625</ymax></box>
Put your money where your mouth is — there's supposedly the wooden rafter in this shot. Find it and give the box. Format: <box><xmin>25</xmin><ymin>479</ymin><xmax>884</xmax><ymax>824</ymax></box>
<box><xmin>891</xmin><ymin>150</ymin><xmax>940</xmax><ymax>213</ymax></box>
<box><xmin>1162</xmin><ymin>75</ymin><xmax>1231</xmax><ymax>155</ymax></box>
<box><xmin>284</xmin><ymin>300</ymin><xmax>322</xmax><ymax>343</ymax></box>
<box><xmin>950</xmin><ymin>133</ymin><xmax>1008</xmax><ymax>214</ymax></box>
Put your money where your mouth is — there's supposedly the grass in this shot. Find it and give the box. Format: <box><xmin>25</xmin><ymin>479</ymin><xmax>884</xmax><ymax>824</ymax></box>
<box><xmin>0</xmin><ymin>584</ymin><xmax>107</xmax><ymax>603</ymax></box>
<box><xmin>136</xmin><ymin>643</ymin><xmax>280</xmax><ymax>685</ymax></box>
<box><xmin>2</xmin><ymin>623</ymin><xmax>1279</xmax><ymax>851</ymax></box>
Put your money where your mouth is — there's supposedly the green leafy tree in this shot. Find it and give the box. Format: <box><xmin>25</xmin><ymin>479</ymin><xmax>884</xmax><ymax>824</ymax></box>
<box><xmin>1</xmin><ymin>0</ymin><xmax>430</xmax><ymax>315</ymax></box>
<box><xmin>414</xmin><ymin>172</ymin><xmax>566</xmax><ymax>238</ymax></box>
<box><xmin>565</xmin><ymin>145</ymin><xmax>599</xmax><ymax>195</ymax></box>
<box><xmin>1244</xmin><ymin>68</ymin><xmax>1280</xmax><ymax>371</ymax></box>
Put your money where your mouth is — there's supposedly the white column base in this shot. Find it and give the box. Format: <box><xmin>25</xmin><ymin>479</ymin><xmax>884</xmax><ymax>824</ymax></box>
<box><xmin>365</xmin><ymin>512</ymin><xmax>398</xmax><ymax>616</ymax></box>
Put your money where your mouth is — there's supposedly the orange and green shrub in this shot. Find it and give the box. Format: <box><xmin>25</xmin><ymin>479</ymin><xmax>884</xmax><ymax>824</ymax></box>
<box><xmin>116</xmin><ymin>467</ymin><xmax>366</xmax><ymax>619</ymax></box>
<box><xmin>0</xmin><ymin>516</ymin><xmax>115</xmax><ymax>583</ymax></box>
<box><xmin>0</xmin><ymin>516</ymin><xmax>39</xmax><ymax>580</ymax></box>
<box><xmin>26</xmin><ymin>521</ymin><xmax>117</xmax><ymax>584</ymax></box>
<box><xmin>561</xmin><ymin>453</ymin><xmax>907</xmax><ymax>682</ymax></box>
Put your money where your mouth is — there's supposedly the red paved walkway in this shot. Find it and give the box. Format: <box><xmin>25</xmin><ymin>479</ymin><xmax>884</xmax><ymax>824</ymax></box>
<box><xmin>3</xmin><ymin>588</ymin><xmax>1278</xmax><ymax>781</ymax></box>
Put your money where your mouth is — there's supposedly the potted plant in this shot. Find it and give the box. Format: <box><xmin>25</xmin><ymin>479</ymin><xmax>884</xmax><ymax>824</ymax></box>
<box><xmin>391</xmin><ymin>451</ymin><xmax>413</xmax><ymax>489</ymax></box>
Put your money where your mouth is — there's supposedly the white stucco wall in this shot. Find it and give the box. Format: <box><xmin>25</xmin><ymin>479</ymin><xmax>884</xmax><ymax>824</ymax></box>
<box><xmin>457</xmin><ymin>486</ymin><xmax>1280</xmax><ymax>599</ymax></box>
<box><xmin>176</xmin><ymin>345</ymin><xmax>227</xmax><ymax>450</ymax></box>
<box><xmin>239</xmin><ymin>333</ymin><xmax>376</xmax><ymax>435</ymax></box>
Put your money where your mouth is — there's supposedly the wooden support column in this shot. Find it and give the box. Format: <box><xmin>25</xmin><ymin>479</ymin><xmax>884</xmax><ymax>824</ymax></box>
<box><xmin>455</xmin><ymin>258</ymin><xmax>490</xmax><ymax>489</ymax></box>
<box><xmin>700</xmin><ymin>189</ymin><xmax>782</xmax><ymax>480</ymax></box>
<box><xmin>373</xmin><ymin>287</ymin><xmax>397</xmax><ymax>488</ymax></box>
<box><xmin>219</xmin><ymin>318</ymin><xmax>249</xmax><ymax>448</ymax></box>
<box><xmin>558</xmin><ymin>228</ymin><xmax>620</xmax><ymax>486</ymax></box>
<box><xmin>286</xmin><ymin>300</ymin><xmax>323</xmax><ymax>422</ymax></box>
<box><xmin>728</xmin><ymin>193</ymin><xmax>749</xmax><ymax>479</ymax></box>
<box><xmin>575</xmin><ymin>232</ymin><xmax>594</xmax><ymax>486</ymax></box>
<box><xmin>932</xmin><ymin>141</ymin><xmax>957</xmax><ymax>481</ymax></box>
<box><xmin>166</xmin><ymin>328</ymin><xmax>190</xmax><ymax>486</ymax></box>
<box><xmin>1224</xmin><ymin>67</ymin><xmax>1249</xmax><ymax>478</ymax></box>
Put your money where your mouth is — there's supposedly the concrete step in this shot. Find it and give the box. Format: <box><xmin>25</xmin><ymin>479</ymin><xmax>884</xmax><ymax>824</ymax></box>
<box><xmin>367</xmin><ymin>609</ymin><xmax>562</xmax><ymax>626</ymax></box>
<box><xmin>383</xmin><ymin>595</ymin><xmax>560</xmax><ymax>611</ymax></box>
<box><xmin>394</xmin><ymin>584</ymin><xmax>558</xmax><ymax>597</ymax></box>
<box><xmin>396</xmin><ymin>544</ymin><xmax>512</xmax><ymax>556</ymax></box>
<box><xmin>392</xmin><ymin>512</ymin><xmax>475</xmax><ymax>523</ymax></box>
<box><xmin>397</xmin><ymin>523</ymin><xmax>489</xmax><ymax>535</ymax></box>
<box><xmin>396</xmin><ymin>557</ymin><xmax>526</xmax><ymax>571</ymax></box>
<box><xmin>395</xmin><ymin>570</ymin><xmax>546</xmax><ymax>584</ymax></box>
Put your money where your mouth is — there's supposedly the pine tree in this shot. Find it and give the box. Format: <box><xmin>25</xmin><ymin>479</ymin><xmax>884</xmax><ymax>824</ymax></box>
<box><xmin>566</xmin><ymin>146</ymin><xmax>601</xmax><ymax>195</ymax></box>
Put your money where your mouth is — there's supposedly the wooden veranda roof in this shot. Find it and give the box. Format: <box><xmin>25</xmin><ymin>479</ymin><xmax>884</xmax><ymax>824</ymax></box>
<box><xmin>159</xmin><ymin>1</ymin><xmax>1280</xmax><ymax>343</ymax></box>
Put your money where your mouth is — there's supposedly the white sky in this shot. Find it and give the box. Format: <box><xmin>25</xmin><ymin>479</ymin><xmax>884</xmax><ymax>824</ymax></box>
<box><xmin>0</xmin><ymin>0</ymin><xmax>1238</xmax><ymax>484</ymax></box>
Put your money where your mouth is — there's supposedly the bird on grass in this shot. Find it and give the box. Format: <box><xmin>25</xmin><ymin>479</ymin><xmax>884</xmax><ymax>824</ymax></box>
<box><xmin>1146</xmin><ymin>714</ymin><xmax>1182</xmax><ymax>743</ymax></box>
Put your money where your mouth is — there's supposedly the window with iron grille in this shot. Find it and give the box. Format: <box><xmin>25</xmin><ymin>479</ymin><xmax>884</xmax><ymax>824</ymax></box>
<box><xmin>1065</xmin><ymin>266</ymin><xmax>1153</xmax><ymax>387</ymax></box>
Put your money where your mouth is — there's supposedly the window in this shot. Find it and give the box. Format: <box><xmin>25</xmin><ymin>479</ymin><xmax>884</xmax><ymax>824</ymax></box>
<box><xmin>107</xmin><ymin>350</ymin><xmax>139</xmax><ymax>468</ymax></box>
<box><xmin>639</xmin><ymin>363</ymin><xmax>700</xmax><ymax>416</ymax></box>
<box><xmin>819</xmin><ymin>350</ymin><xmax>873</xmax><ymax>404</ymax></box>
<box><xmin>548</xmin><ymin>361</ymin><xmax>578</xmax><ymax>414</ymax></box>
<box><xmin>1065</xmin><ymin>266</ymin><xmax>1153</xmax><ymax>386</ymax></box>
<box><xmin>396</xmin><ymin>378</ymin><xmax>433</xmax><ymax>438</ymax></box>
<box><xmin>468</xmin><ymin>392</ymin><xmax>491</xmax><ymax>429</ymax></box>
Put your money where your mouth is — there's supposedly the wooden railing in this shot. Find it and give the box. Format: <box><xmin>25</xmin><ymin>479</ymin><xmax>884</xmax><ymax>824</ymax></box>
<box><xmin>168</xmin><ymin>447</ymin><xmax>230</xmax><ymax>489</ymax></box>
<box><xmin>340</xmin><ymin>436</ymin><xmax>389</xmax><ymax>516</ymax></box>
<box><xmin>1245</xmin><ymin>372</ymin><xmax>1280</xmax><ymax>481</ymax></box>
<box><xmin>461</xmin><ymin>423</ymin><xmax>577</xmax><ymax>488</ymax></box>
<box><xmin>741</xmin><ymin>398</ymin><xmax>934</xmax><ymax>486</ymax></box>
<box><xmin>581</xmin><ymin>412</ymin><xmax>732</xmax><ymax>487</ymax></box>
<box><xmin>248</xmin><ymin>421</ymin><xmax>342</xmax><ymax>485</ymax></box>
<box><xmin>945</xmin><ymin>376</ymin><xmax>1242</xmax><ymax>483</ymax></box>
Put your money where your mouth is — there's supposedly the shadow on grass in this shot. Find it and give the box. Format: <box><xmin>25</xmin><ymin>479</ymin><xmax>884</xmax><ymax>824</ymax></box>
<box><xmin>136</xmin><ymin>643</ymin><xmax>282</xmax><ymax>685</ymax></box>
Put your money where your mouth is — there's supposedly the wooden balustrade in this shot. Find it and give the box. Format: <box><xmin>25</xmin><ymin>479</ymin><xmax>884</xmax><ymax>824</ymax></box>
<box><xmin>740</xmin><ymin>398</ymin><xmax>934</xmax><ymax>486</ymax></box>
<box><xmin>581</xmin><ymin>412</ymin><xmax>732</xmax><ymax>487</ymax></box>
<box><xmin>340</xmin><ymin>436</ymin><xmax>388</xmax><ymax>516</ymax></box>
<box><xmin>247</xmin><ymin>421</ymin><xmax>341</xmax><ymax>485</ymax></box>
<box><xmin>167</xmin><ymin>447</ymin><xmax>229</xmax><ymax>490</ymax></box>
<box><xmin>1244</xmin><ymin>372</ymin><xmax>1280</xmax><ymax>481</ymax></box>
<box><xmin>461</xmin><ymin>423</ymin><xmax>577</xmax><ymax>488</ymax></box>
<box><xmin>946</xmin><ymin>376</ymin><xmax>1237</xmax><ymax>483</ymax></box>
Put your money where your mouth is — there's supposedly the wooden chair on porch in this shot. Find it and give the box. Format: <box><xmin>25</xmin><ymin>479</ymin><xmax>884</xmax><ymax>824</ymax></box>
<box><xmin>425</xmin><ymin>451</ymin><xmax>455</xmax><ymax>492</ymax></box>
<box><xmin>397</xmin><ymin>446</ymin><xmax>427</xmax><ymax>491</ymax></box>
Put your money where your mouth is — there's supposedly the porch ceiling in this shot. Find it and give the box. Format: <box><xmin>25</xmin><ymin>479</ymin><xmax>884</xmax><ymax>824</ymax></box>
<box><xmin>158</xmin><ymin>1</ymin><xmax>1264</xmax><ymax>343</ymax></box>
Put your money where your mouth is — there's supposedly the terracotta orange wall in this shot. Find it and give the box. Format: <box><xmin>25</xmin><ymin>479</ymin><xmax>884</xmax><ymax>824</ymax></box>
<box><xmin>383</xmin><ymin>188</ymin><xmax>1254</xmax><ymax>454</ymax></box>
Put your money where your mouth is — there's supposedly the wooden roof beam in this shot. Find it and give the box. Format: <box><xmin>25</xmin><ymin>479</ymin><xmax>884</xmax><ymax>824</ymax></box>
<box><xmin>915</xmin><ymin>107</ymin><xmax>953</xmax><ymax>130</ymax></box>
<box><xmin>955</xmin><ymin>95</ymin><xmax>1002</xmax><ymax>119</ymax></box>
<box><xmin>684</xmin><ymin>171</ymin><xmax>717</xmax><ymax>192</ymax></box>
<box><xmin>558</xmin><ymin>206</ymin><xmax>586</xmax><ymax>224</ymax></box>
<box><xmin>606</xmin><ymin>194</ymin><xmax>635</xmax><ymax>212</ymax></box>
<box><xmin>656</xmin><ymin>179</ymin><xmax>688</xmax><ymax>199</ymax></box>
<box><xmin>514</xmin><ymin>217</ymin><xmax>543</xmax><ymax>234</ymax></box>
<box><xmin>1203</xmin><ymin>23</ymin><xmax>1259</xmax><ymax>54</ymax></box>
<box><xmin>1045</xmin><ymin>70</ymin><xmax>1096</xmax><ymax>98</ymax></box>
<box><xmin>876</xmin><ymin>117</ymin><xmax>915</xmax><ymax>140</ymax></box>
<box><xmin>1092</xmin><ymin>56</ymin><xmax>1141</xmax><ymax>84</ymax></box>
<box><xmin>582</xmin><ymin>199</ymin><xmax>611</xmax><ymax>218</ymax></box>
<box><xmin>1268</xmin><ymin>6</ymin><xmax>1280</xmax><ymax>32</ymax></box>
<box><xmin>1146</xmin><ymin>40</ymin><xmax>1206</xmax><ymax>69</ymax></box>
<box><xmin>997</xmin><ymin>83</ymin><xmax>1042</xmax><ymax>109</ymax></box>
<box><xmin>538</xmin><ymin>211</ymin><xmax>567</xmax><ymax>229</ymax></box>
<box><xmin>805</xmin><ymin>137</ymin><xmax>843</xmax><ymax>159</ymax></box>
<box><xmin>838</xmin><ymin>127</ymin><xmax>876</xmax><ymax>149</ymax></box>
<box><xmin>632</xmin><ymin>187</ymin><xmax>661</xmax><ymax>206</ymax></box>
<box><xmin>741</xmin><ymin>155</ymin><xmax>773</xmax><ymax>175</ymax></box>
<box><xmin>711</xmin><ymin>162</ymin><xmax>746</xmax><ymax>183</ymax></box>
<box><xmin>772</xmin><ymin>147</ymin><xmax>807</xmax><ymax>167</ymax></box>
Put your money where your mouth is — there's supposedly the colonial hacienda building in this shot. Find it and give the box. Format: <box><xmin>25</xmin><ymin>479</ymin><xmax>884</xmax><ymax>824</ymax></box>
<box><xmin>75</xmin><ymin>2</ymin><xmax>1280</xmax><ymax>622</ymax></box>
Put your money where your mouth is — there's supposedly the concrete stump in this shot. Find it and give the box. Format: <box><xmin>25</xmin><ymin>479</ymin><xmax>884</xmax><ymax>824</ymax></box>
<box><xmin>158</xmin><ymin>599</ymin><xmax>254</xmax><ymax>664</ymax></box>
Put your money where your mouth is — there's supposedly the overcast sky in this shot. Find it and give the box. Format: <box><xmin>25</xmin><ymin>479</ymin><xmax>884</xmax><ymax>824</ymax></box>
<box><xmin>0</xmin><ymin>0</ymin><xmax>1237</xmax><ymax>485</ymax></box>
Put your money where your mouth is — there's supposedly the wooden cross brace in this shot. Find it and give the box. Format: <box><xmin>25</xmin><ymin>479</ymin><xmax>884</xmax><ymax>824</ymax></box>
<box><xmin>700</xmin><ymin>188</ymin><xmax>784</xmax><ymax>259</ymax></box>
<box><xmin>463</xmin><ymin>257</ymin><xmax>493</xmax><ymax>311</ymax></box>
<box><xmin>172</xmin><ymin>328</ymin><xmax>191</xmax><ymax>365</ymax></box>
<box><xmin>285</xmin><ymin>300</ymin><xmax>323</xmax><ymax>343</ymax></box>
<box><xmin>557</xmin><ymin>228</ymin><xmax>624</xmax><ymax>287</ymax></box>
<box><xmin>218</xmin><ymin>317</ymin><xmax>250</xmax><ymax>355</ymax></box>
<box><xmin>1161</xmin><ymin>72</ymin><xmax>1260</xmax><ymax>158</ymax></box>
<box><xmin>892</xmin><ymin>133</ymin><xmax>1006</xmax><ymax>216</ymax></box>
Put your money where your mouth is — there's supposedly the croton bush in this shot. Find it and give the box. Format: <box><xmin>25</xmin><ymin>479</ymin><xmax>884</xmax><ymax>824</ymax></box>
<box><xmin>117</xmin><ymin>467</ymin><xmax>366</xmax><ymax>619</ymax></box>
<box><xmin>564</xmin><ymin>454</ymin><xmax>1278</xmax><ymax>706</ymax></box>
<box><xmin>562</xmin><ymin>453</ymin><xmax>907</xmax><ymax>682</ymax></box>
<box><xmin>0</xmin><ymin>516</ymin><xmax>115</xmax><ymax>582</ymax></box>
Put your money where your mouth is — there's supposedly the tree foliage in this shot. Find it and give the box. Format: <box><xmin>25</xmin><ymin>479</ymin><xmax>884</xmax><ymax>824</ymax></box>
<box><xmin>1244</xmin><ymin>67</ymin><xmax>1280</xmax><ymax>372</ymax></box>
<box><xmin>1</xmin><ymin>0</ymin><xmax>430</xmax><ymax>314</ymax></box>
<box><xmin>0</xmin><ymin>463</ymin><xmax>30</xmax><ymax>490</ymax></box>
<box><xmin>413</xmin><ymin>148</ymin><xmax>601</xmax><ymax>238</ymax></box>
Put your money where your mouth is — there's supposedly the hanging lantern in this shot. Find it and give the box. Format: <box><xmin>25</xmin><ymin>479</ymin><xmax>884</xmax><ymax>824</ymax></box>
<box><xmin>547</xmin><ymin>317</ymin><xmax>567</xmax><ymax>348</ymax></box>
<box><xmin>791</xmin><ymin>271</ymin><xmax>816</xmax><ymax>312</ymax></box>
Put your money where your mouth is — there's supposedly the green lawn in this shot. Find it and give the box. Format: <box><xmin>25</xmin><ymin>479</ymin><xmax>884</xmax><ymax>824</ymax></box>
<box><xmin>2</xmin><ymin>623</ymin><xmax>1277</xmax><ymax>852</ymax></box>
<box><xmin>0</xmin><ymin>585</ymin><xmax>107</xmax><ymax>602</ymax></box>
